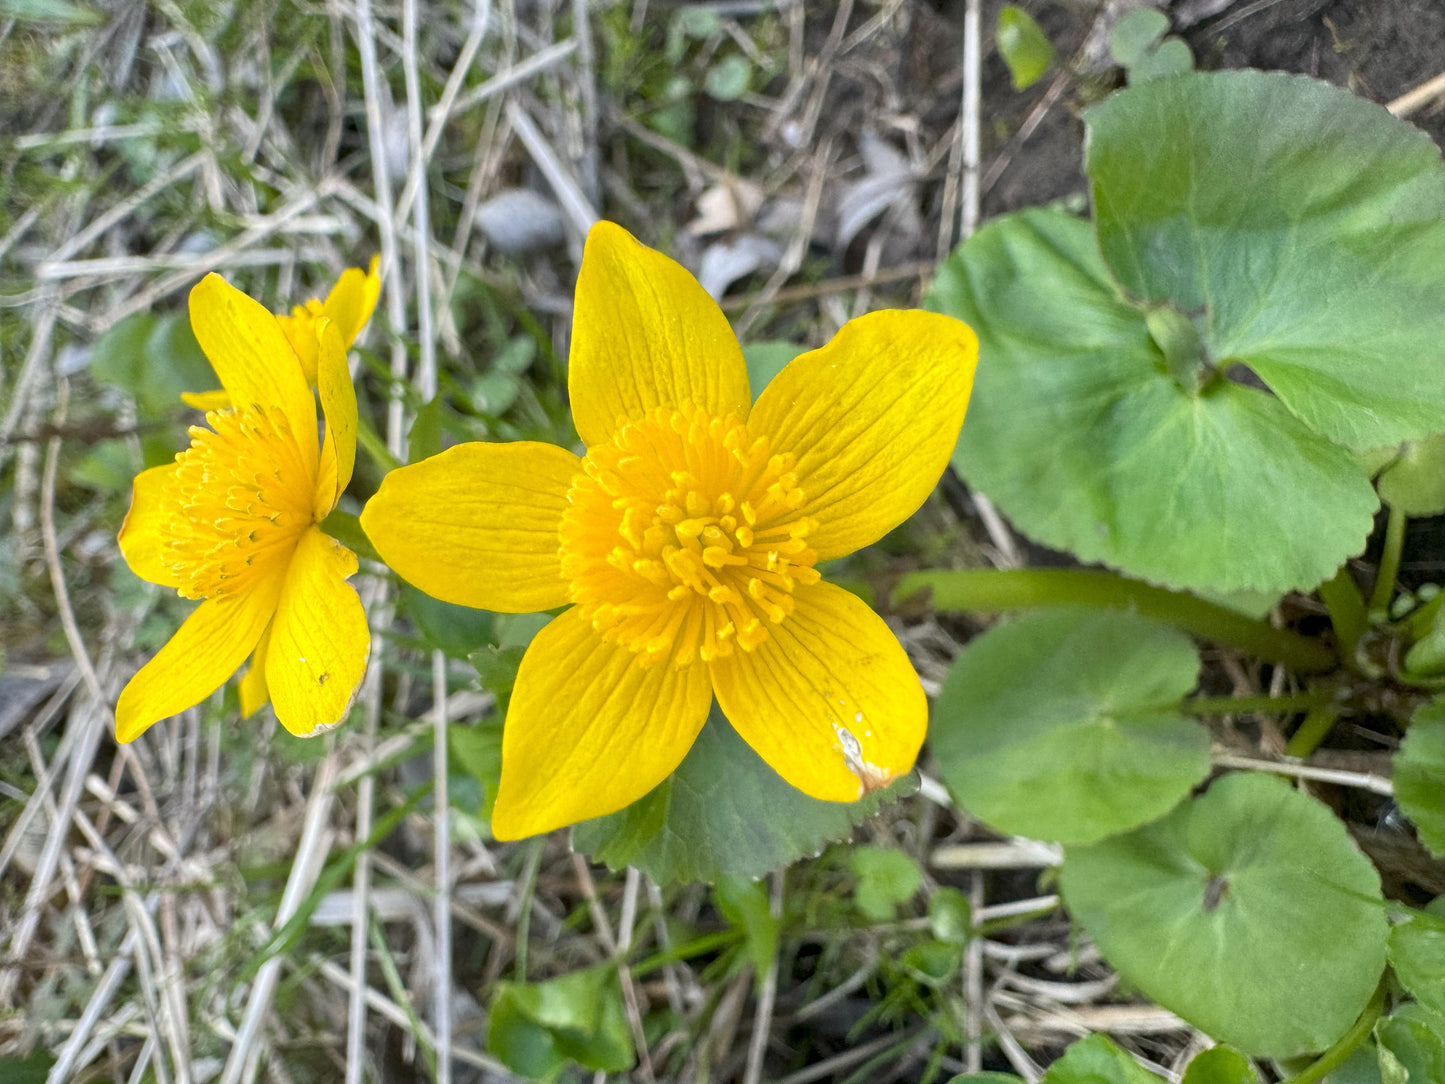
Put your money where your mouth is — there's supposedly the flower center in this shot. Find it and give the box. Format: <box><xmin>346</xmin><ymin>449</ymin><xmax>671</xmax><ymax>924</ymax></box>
<box><xmin>159</xmin><ymin>406</ymin><xmax>316</xmax><ymax>600</ymax></box>
<box><xmin>560</xmin><ymin>404</ymin><xmax>822</xmax><ymax>668</ymax></box>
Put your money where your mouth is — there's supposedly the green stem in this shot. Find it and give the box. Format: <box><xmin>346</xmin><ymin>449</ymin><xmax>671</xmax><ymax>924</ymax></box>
<box><xmin>1368</xmin><ymin>505</ymin><xmax>1407</xmax><ymax>615</ymax></box>
<box><xmin>1318</xmin><ymin>565</ymin><xmax>1369</xmax><ymax>662</ymax></box>
<box><xmin>512</xmin><ymin>839</ymin><xmax>543</xmax><ymax>983</ymax></box>
<box><xmin>1180</xmin><ymin>691</ymin><xmax>1333</xmax><ymax>717</ymax></box>
<box><xmin>1284</xmin><ymin>703</ymin><xmax>1342</xmax><ymax>759</ymax></box>
<box><xmin>1277</xmin><ymin>979</ymin><xmax>1386</xmax><ymax>1084</ymax></box>
<box><xmin>891</xmin><ymin>569</ymin><xmax>1336</xmax><ymax>673</ymax></box>
<box><xmin>630</xmin><ymin>929</ymin><xmax>742</xmax><ymax>977</ymax></box>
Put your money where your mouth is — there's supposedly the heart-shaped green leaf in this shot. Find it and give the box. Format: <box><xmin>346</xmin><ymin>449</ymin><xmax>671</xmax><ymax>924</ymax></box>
<box><xmin>1061</xmin><ymin>772</ymin><xmax>1388</xmax><ymax>1056</ymax></box>
<box><xmin>928</xmin><ymin>207</ymin><xmax>1378</xmax><ymax>593</ymax></box>
<box><xmin>572</xmin><ymin>706</ymin><xmax>904</xmax><ymax>884</ymax></box>
<box><xmin>931</xmin><ymin>608</ymin><xmax>1209</xmax><ymax>843</ymax></box>
<box><xmin>1086</xmin><ymin>71</ymin><xmax>1445</xmax><ymax>453</ymax></box>
<box><xmin>1182</xmin><ymin>1047</ymin><xmax>1257</xmax><ymax>1084</ymax></box>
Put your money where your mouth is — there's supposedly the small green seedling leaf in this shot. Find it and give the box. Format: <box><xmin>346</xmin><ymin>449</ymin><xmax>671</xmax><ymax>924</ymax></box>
<box><xmin>1376</xmin><ymin>1003</ymin><xmax>1444</xmax><ymax>1084</ymax></box>
<box><xmin>1388</xmin><ymin>911</ymin><xmax>1445</xmax><ymax>1015</ymax></box>
<box><xmin>850</xmin><ymin>845</ymin><xmax>923</xmax><ymax>921</ymax></box>
<box><xmin>1363</xmin><ymin>434</ymin><xmax>1445</xmax><ymax>517</ymax></box>
<box><xmin>573</xmin><ymin>705</ymin><xmax>906</xmax><ymax>884</ymax></box>
<box><xmin>900</xmin><ymin>939</ymin><xmax>961</xmax><ymax>985</ymax></box>
<box><xmin>714</xmin><ymin>876</ymin><xmax>779</xmax><ymax>985</ymax></box>
<box><xmin>1108</xmin><ymin>8</ymin><xmax>1169</xmax><ymax>67</ymax></box>
<box><xmin>997</xmin><ymin>5</ymin><xmax>1055</xmax><ymax>91</ymax></box>
<box><xmin>468</xmin><ymin>645</ymin><xmax>527</xmax><ymax>712</ymax></box>
<box><xmin>931</xmin><ymin>609</ymin><xmax>1209</xmax><ymax>843</ymax></box>
<box><xmin>1394</xmin><ymin>699</ymin><xmax>1445</xmax><ymax>856</ymax></box>
<box><xmin>1061</xmin><ymin>773</ymin><xmax>1388</xmax><ymax>1056</ymax></box>
<box><xmin>928</xmin><ymin>886</ymin><xmax>972</xmax><ymax>945</ymax></box>
<box><xmin>1182</xmin><ymin>1047</ymin><xmax>1258</xmax><ymax>1084</ymax></box>
<box><xmin>1129</xmin><ymin>36</ymin><xmax>1193</xmax><ymax>82</ymax></box>
<box><xmin>1042</xmin><ymin>1034</ymin><xmax>1167</xmax><ymax>1084</ymax></box>
<box><xmin>486</xmin><ymin>965</ymin><xmax>634</xmax><ymax>1081</ymax></box>
<box><xmin>704</xmin><ymin>55</ymin><xmax>752</xmax><ymax>102</ymax></box>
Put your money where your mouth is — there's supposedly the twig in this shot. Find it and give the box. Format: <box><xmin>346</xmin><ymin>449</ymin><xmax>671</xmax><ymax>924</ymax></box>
<box><xmin>1387</xmin><ymin>72</ymin><xmax>1445</xmax><ymax>117</ymax></box>
<box><xmin>505</xmin><ymin>98</ymin><xmax>599</xmax><ymax>247</ymax></box>
<box><xmin>1212</xmin><ymin>752</ymin><xmax>1393</xmax><ymax>796</ymax></box>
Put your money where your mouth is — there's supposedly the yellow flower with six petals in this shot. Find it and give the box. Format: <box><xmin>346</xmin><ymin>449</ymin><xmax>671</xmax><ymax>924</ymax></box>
<box><xmin>181</xmin><ymin>257</ymin><xmax>381</xmax><ymax>411</ymax></box>
<box><xmin>361</xmin><ymin>223</ymin><xmax>977</xmax><ymax>840</ymax></box>
<box><xmin>115</xmin><ymin>274</ymin><xmax>370</xmax><ymax>742</ymax></box>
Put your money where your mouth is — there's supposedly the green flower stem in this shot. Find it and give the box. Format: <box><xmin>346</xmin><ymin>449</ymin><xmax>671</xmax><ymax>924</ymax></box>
<box><xmin>1284</xmin><ymin>703</ymin><xmax>1343</xmax><ymax>759</ymax></box>
<box><xmin>513</xmin><ymin>839</ymin><xmax>544</xmax><ymax>983</ymax></box>
<box><xmin>1318</xmin><ymin>565</ymin><xmax>1368</xmax><ymax>663</ymax></box>
<box><xmin>1277</xmin><ymin>979</ymin><xmax>1386</xmax><ymax>1084</ymax></box>
<box><xmin>891</xmin><ymin>569</ymin><xmax>1337</xmax><ymax>673</ymax></box>
<box><xmin>1180</xmin><ymin>691</ymin><xmax>1334</xmax><ymax>718</ymax></box>
<box><xmin>1368</xmin><ymin>505</ymin><xmax>1407</xmax><ymax>615</ymax></box>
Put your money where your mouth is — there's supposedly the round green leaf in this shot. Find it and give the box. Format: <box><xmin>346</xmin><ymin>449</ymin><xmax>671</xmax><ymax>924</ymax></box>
<box><xmin>1087</xmin><ymin>71</ymin><xmax>1445</xmax><ymax>452</ymax></box>
<box><xmin>1061</xmin><ymin>772</ymin><xmax>1388</xmax><ymax>1056</ymax></box>
<box><xmin>572</xmin><ymin>706</ymin><xmax>905</xmax><ymax>885</ymax></box>
<box><xmin>1388</xmin><ymin>912</ymin><xmax>1445</xmax><ymax>1015</ymax></box>
<box><xmin>1108</xmin><ymin>8</ymin><xmax>1169</xmax><ymax>67</ymax></box>
<box><xmin>1041</xmin><ymin>1034</ymin><xmax>1167</xmax><ymax>1084</ymax></box>
<box><xmin>850</xmin><ymin>845</ymin><xmax>923</xmax><ymax>921</ymax></box>
<box><xmin>1182</xmin><ymin>1047</ymin><xmax>1257</xmax><ymax>1084</ymax></box>
<box><xmin>932</xmin><ymin>609</ymin><xmax>1208</xmax><ymax>843</ymax></box>
<box><xmin>1395</xmin><ymin>699</ymin><xmax>1445</xmax><ymax>856</ymax></box>
<box><xmin>927</xmin><ymin>207</ymin><xmax>1377</xmax><ymax>593</ymax></box>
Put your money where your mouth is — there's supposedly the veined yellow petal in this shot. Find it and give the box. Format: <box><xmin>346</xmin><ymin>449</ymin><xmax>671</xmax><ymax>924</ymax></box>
<box><xmin>115</xmin><ymin>576</ymin><xmax>283</xmax><ymax>742</ymax></box>
<box><xmin>491</xmin><ymin>607</ymin><xmax>713</xmax><ymax>839</ymax></box>
<box><xmin>323</xmin><ymin>256</ymin><xmax>382</xmax><ymax>345</ymax></box>
<box><xmin>748</xmin><ymin>310</ymin><xmax>978</xmax><ymax>561</ymax></box>
<box><xmin>361</xmin><ymin>441</ymin><xmax>579</xmax><ymax>613</ymax></box>
<box><xmin>709</xmin><ymin>580</ymin><xmax>925</xmax><ymax>802</ymax></box>
<box><xmin>189</xmin><ymin>274</ymin><xmax>318</xmax><ymax>478</ymax></box>
<box><xmin>314</xmin><ymin>318</ymin><xmax>357</xmax><ymax>517</ymax></box>
<box><xmin>239</xmin><ymin>621</ymin><xmax>273</xmax><ymax>718</ymax></box>
<box><xmin>118</xmin><ymin>464</ymin><xmax>183</xmax><ymax>588</ymax></box>
<box><xmin>264</xmin><ymin>527</ymin><xmax>368</xmax><ymax>737</ymax></box>
<box><xmin>569</xmin><ymin>221</ymin><xmax>750</xmax><ymax>448</ymax></box>
<box><xmin>180</xmin><ymin>389</ymin><xmax>231</xmax><ymax>411</ymax></box>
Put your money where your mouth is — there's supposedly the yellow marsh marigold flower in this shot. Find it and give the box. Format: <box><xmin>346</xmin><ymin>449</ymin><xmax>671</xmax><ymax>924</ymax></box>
<box><xmin>361</xmin><ymin>222</ymin><xmax>978</xmax><ymax>839</ymax></box>
<box><xmin>114</xmin><ymin>274</ymin><xmax>370</xmax><ymax>742</ymax></box>
<box><xmin>181</xmin><ymin>257</ymin><xmax>381</xmax><ymax>411</ymax></box>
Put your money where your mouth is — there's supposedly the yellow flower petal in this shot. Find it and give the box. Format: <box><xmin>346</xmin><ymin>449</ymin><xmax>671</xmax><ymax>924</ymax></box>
<box><xmin>189</xmin><ymin>273</ymin><xmax>318</xmax><ymax>475</ymax></box>
<box><xmin>118</xmin><ymin>464</ymin><xmax>183</xmax><ymax>588</ymax></box>
<box><xmin>569</xmin><ymin>221</ymin><xmax>750</xmax><ymax>448</ymax></box>
<box><xmin>748</xmin><ymin>310</ymin><xmax>978</xmax><ymax>560</ymax></box>
<box><xmin>323</xmin><ymin>256</ymin><xmax>382</xmax><ymax>345</ymax></box>
<box><xmin>264</xmin><ymin>527</ymin><xmax>369</xmax><ymax>737</ymax></box>
<box><xmin>361</xmin><ymin>441</ymin><xmax>579</xmax><ymax>613</ymax></box>
<box><xmin>709</xmin><ymin>580</ymin><xmax>925</xmax><ymax>802</ymax></box>
<box><xmin>239</xmin><ymin>621</ymin><xmax>273</xmax><ymax>718</ymax></box>
<box><xmin>491</xmin><ymin>607</ymin><xmax>713</xmax><ymax>839</ymax></box>
<box><xmin>314</xmin><ymin>318</ymin><xmax>357</xmax><ymax>517</ymax></box>
<box><xmin>180</xmin><ymin>389</ymin><xmax>230</xmax><ymax>411</ymax></box>
<box><xmin>115</xmin><ymin>577</ymin><xmax>283</xmax><ymax>742</ymax></box>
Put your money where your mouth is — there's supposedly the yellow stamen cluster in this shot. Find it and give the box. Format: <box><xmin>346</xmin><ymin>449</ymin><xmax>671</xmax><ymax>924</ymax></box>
<box><xmin>560</xmin><ymin>404</ymin><xmax>821</xmax><ymax>668</ymax></box>
<box><xmin>159</xmin><ymin>407</ymin><xmax>315</xmax><ymax>600</ymax></box>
